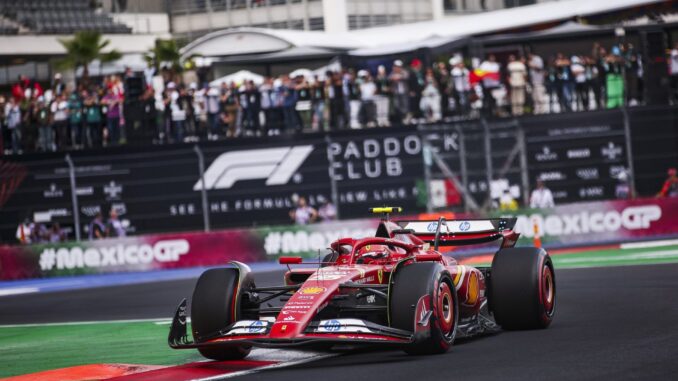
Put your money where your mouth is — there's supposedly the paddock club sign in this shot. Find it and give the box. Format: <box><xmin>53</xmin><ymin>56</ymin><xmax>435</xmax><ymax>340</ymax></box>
<box><xmin>184</xmin><ymin>130</ymin><xmax>458</xmax><ymax>227</ymax></box>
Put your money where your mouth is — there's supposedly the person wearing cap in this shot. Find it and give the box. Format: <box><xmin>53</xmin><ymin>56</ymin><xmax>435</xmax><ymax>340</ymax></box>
<box><xmin>327</xmin><ymin>71</ymin><xmax>346</xmax><ymax>131</ymax></box>
<box><xmin>358</xmin><ymin>70</ymin><xmax>377</xmax><ymax>128</ymax></box>
<box><xmin>388</xmin><ymin>60</ymin><xmax>409</xmax><ymax>125</ymax></box>
<box><xmin>204</xmin><ymin>85</ymin><xmax>221</xmax><ymax>139</ymax></box>
<box><xmin>374</xmin><ymin>65</ymin><xmax>390</xmax><ymax>127</ymax></box>
<box><xmin>84</xmin><ymin>90</ymin><xmax>103</xmax><ymax>148</ymax></box>
<box><xmin>53</xmin><ymin>73</ymin><xmax>66</xmax><ymax>97</ymax></box>
<box><xmin>554</xmin><ymin>53</ymin><xmax>573</xmax><ymax>112</ymax></box>
<box><xmin>34</xmin><ymin>96</ymin><xmax>52</xmax><ymax>151</ymax></box>
<box><xmin>657</xmin><ymin>168</ymin><xmax>678</xmax><ymax>198</ymax></box>
<box><xmin>450</xmin><ymin>55</ymin><xmax>470</xmax><ymax>117</ymax></box>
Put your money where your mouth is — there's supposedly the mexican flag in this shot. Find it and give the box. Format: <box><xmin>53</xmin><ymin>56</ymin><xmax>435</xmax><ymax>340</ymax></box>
<box><xmin>429</xmin><ymin>179</ymin><xmax>461</xmax><ymax>208</ymax></box>
<box><xmin>470</xmin><ymin>68</ymin><xmax>500</xmax><ymax>86</ymax></box>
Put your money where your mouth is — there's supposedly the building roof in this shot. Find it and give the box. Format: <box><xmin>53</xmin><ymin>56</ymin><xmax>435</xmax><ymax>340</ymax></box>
<box><xmin>181</xmin><ymin>0</ymin><xmax>662</xmax><ymax>59</ymax></box>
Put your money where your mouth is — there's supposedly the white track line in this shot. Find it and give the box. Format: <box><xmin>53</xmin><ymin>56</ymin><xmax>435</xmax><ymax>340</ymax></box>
<box><xmin>0</xmin><ymin>287</ymin><xmax>39</xmax><ymax>297</ymax></box>
<box><xmin>557</xmin><ymin>249</ymin><xmax>678</xmax><ymax>263</ymax></box>
<box><xmin>620</xmin><ymin>239</ymin><xmax>678</xmax><ymax>250</ymax></box>
<box><xmin>191</xmin><ymin>352</ymin><xmax>338</xmax><ymax>381</ymax></box>
<box><xmin>0</xmin><ymin>317</ymin><xmax>172</xmax><ymax>328</ymax></box>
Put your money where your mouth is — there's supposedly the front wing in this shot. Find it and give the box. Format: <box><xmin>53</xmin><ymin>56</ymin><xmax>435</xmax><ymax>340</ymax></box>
<box><xmin>168</xmin><ymin>299</ymin><xmax>413</xmax><ymax>349</ymax></box>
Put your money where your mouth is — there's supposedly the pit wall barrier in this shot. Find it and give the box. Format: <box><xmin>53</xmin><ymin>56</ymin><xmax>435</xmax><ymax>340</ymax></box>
<box><xmin>2</xmin><ymin>197</ymin><xmax>678</xmax><ymax>281</ymax></box>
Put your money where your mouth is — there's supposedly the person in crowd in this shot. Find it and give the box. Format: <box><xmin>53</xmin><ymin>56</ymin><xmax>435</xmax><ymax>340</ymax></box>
<box><xmin>318</xmin><ymin>199</ymin><xmax>337</xmax><ymax>222</ymax></box>
<box><xmin>529</xmin><ymin>179</ymin><xmax>555</xmax><ymax>209</ymax></box>
<box><xmin>48</xmin><ymin>223</ymin><xmax>66</xmax><ymax>243</ymax></box>
<box><xmin>670</xmin><ymin>42</ymin><xmax>678</xmax><ymax>104</ymax></box>
<box><xmin>68</xmin><ymin>91</ymin><xmax>84</xmax><ymax>148</ymax></box>
<box><xmin>450</xmin><ymin>55</ymin><xmax>471</xmax><ymax>117</ymax></box>
<box><xmin>259</xmin><ymin>77</ymin><xmax>275</xmax><ymax>135</ymax></box>
<box><xmin>554</xmin><ymin>53</ymin><xmax>573</xmax><ymax>112</ymax></box>
<box><xmin>205</xmin><ymin>85</ymin><xmax>221</xmax><ymax>139</ymax></box>
<box><xmin>311</xmin><ymin>75</ymin><xmax>326</xmax><ymax>131</ymax></box>
<box><xmin>528</xmin><ymin>53</ymin><xmax>547</xmax><ymax>114</ymax></box>
<box><xmin>16</xmin><ymin>216</ymin><xmax>34</xmax><ymax>244</ymax></box>
<box><xmin>34</xmin><ymin>96</ymin><xmax>52</xmax><ymax>151</ymax></box>
<box><xmin>507</xmin><ymin>54</ymin><xmax>527</xmax><ymax>116</ymax></box>
<box><xmin>89</xmin><ymin>212</ymin><xmax>106</xmax><ymax>240</ymax></box>
<box><xmin>244</xmin><ymin>80</ymin><xmax>262</xmax><ymax>136</ymax></box>
<box><xmin>84</xmin><ymin>91</ymin><xmax>103</xmax><ymax>148</ymax></box>
<box><xmin>389</xmin><ymin>60</ymin><xmax>410</xmax><ymax>124</ymax></box>
<box><xmin>51</xmin><ymin>92</ymin><xmax>70</xmax><ymax>149</ymax></box>
<box><xmin>221</xmin><ymin>82</ymin><xmax>240</xmax><ymax>137</ymax></box>
<box><xmin>327</xmin><ymin>71</ymin><xmax>346</xmax><ymax>130</ymax></box>
<box><xmin>408</xmin><ymin>59</ymin><xmax>425</xmax><ymax>122</ymax></box>
<box><xmin>623</xmin><ymin>43</ymin><xmax>642</xmax><ymax>106</ymax></box>
<box><xmin>657</xmin><ymin>168</ymin><xmax>678</xmax><ymax>198</ymax></box>
<box><xmin>499</xmin><ymin>189</ymin><xmax>519</xmax><ymax>211</ymax></box>
<box><xmin>107</xmin><ymin>208</ymin><xmax>126</xmax><ymax>238</ymax></box>
<box><xmin>101</xmin><ymin>87</ymin><xmax>122</xmax><ymax>145</ymax></box>
<box><xmin>420</xmin><ymin>68</ymin><xmax>441</xmax><ymax>122</ymax></box>
<box><xmin>570</xmin><ymin>56</ymin><xmax>588</xmax><ymax>111</ymax></box>
<box><xmin>167</xmin><ymin>83</ymin><xmax>186</xmax><ymax>142</ymax></box>
<box><xmin>374</xmin><ymin>65</ymin><xmax>390</xmax><ymax>127</ymax></box>
<box><xmin>53</xmin><ymin>73</ymin><xmax>66</xmax><ymax>97</ymax></box>
<box><xmin>358</xmin><ymin>70</ymin><xmax>377</xmax><ymax>127</ymax></box>
<box><xmin>5</xmin><ymin>97</ymin><xmax>22</xmax><ymax>154</ymax></box>
<box><xmin>434</xmin><ymin>61</ymin><xmax>452</xmax><ymax>118</ymax></box>
<box><xmin>183</xmin><ymin>84</ymin><xmax>197</xmax><ymax>139</ymax></box>
<box><xmin>604</xmin><ymin>46</ymin><xmax>625</xmax><ymax>109</ymax></box>
<box><xmin>12</xmin><ymin>75</ymin><xmax>43</xmax><ymax>103</ymax></box>
<box><xmin>289</xmin><ymin>196</ymin><xmax>317</xmax><ymax>225</ymax></box>
<box><xmin>479</xmin><ymin>54</ymin><xmax>501</xmax><ymax>116</ymax></box>
<box><xmin>282</xmin><ymin>76</ymin><xmax>301</xmax><ymax>133</ymax></box>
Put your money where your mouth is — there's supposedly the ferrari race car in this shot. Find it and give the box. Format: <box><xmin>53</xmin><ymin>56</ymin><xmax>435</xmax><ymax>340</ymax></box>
<box><xmin>168</xmin><ymin>207</ymin><xmax>556</xmax><ymax>359</ymax></box>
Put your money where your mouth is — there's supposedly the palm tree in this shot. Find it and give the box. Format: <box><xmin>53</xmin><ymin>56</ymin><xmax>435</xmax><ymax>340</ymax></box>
<box><xmin>57</xmin><ymin>31</ymin><xmax>122</xmax><ymax>82</ymax></box>
<box><xmin>144</xmin><ymin>38</ymin><xmax>200</xmax><ymax>81</ymax></box>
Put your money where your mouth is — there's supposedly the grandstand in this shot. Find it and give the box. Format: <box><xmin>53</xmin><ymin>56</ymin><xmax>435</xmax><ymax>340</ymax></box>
<box><xmin>0</xmin><ymin>0</ymin><xmax>131</xmax><ymax>35</ymax></box>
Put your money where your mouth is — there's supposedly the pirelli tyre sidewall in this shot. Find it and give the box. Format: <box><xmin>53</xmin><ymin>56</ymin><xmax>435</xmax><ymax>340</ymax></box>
<box><xmin>191</xmin><ymin>267</ymin><xmax>255</xmax><ymax>360</ymax></box>
<box><xmin>490</xmin><ymin>247</ymin><xmax>556</xmax><ymax>330</ymax></box>
<box><xmin>390</xmin><ymin>262</ymin><xmax>458</xmax><ymax>355</ymax></box>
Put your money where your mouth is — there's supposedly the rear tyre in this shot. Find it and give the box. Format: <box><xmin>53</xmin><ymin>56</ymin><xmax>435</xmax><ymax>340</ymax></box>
<box><xmin>390</xmin><ymin>263</ymin><xmax>458</xmax><ymax>355</ymax></box>
<box><xmin>191</xmin><ymin>268</ymin><xmax>253</xmax><ymax>360</ymax></box>
<box><xmin>490</xmin><ymin>247</ymin><xmax>555</xmax><ymax>330</ymax></box>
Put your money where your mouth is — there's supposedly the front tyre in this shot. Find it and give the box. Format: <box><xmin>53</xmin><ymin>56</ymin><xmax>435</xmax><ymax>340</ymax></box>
<box><xmin>490</xmin><ymin>247</ymin><xmax>556</xmax><ymax>330</ymax></box>
<box><xmin>191</xmin><ymin>268</ymin><xmax>253</xmax><ymax>360</ymax></box>
<box><xmin>390</xmin><ymin>263</ymin><xmax>458</xmax><ymax>355</ymax></box>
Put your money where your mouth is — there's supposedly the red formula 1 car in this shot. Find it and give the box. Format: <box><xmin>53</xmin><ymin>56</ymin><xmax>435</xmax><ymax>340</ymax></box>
<box><xmin>168</xmin><ymin>207</ymin><xmax>556</xmax><ymax>359</ymax></box>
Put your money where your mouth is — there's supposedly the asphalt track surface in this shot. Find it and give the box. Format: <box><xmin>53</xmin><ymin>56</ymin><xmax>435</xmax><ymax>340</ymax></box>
<box><xmin>2</xmin><ymin>263</ymin><xmax>678</xmax><ymax>380</ymax></box>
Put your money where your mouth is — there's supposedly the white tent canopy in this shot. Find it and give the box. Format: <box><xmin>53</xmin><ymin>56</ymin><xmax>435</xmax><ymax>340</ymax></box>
<box><xmin>209</xmin><ymin>70</ymin><xmax>264</xmax><ymax>87</ymax></box>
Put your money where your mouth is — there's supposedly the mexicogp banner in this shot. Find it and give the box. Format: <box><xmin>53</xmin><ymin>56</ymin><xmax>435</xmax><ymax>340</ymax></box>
<box><xmin>491</xmin><ymin>197</ymin><xmax>678</xmax><ymax>246</ymax></box>
<box><xmin>0</xmin><ymin>219</ymin><xmax>379</xmax><ymax>281</ymax></box>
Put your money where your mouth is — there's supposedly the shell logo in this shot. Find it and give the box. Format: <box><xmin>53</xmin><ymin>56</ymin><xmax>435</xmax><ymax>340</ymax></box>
<box><xmin>300</xmin><ymin>286</ymin><xmax>326</xmax><ymax>295</ymax></box>
<box><xmin>467</xmin><ymin>271</ymin><xmax>479</xmax><ymax>305</ymax></box>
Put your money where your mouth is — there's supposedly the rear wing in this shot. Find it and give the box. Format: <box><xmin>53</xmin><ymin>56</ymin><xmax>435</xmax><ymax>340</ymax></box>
<box><xmin>396</xmin><ymin>218</ymin><xmax>518</xmax><ymax>249</ymax></box>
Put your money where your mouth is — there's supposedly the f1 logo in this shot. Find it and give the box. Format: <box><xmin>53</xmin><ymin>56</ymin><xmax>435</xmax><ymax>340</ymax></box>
<box><xmin>194</xmin><ymin>146</ymin><xmax>314</xmax><ymax>191</ymax></box>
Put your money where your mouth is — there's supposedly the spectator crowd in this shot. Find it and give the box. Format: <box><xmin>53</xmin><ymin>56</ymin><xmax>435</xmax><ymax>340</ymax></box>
<box><xmin>2</xmin><ymin>41</ymin><xmax>678</xmax><ymax>155</ymax></box>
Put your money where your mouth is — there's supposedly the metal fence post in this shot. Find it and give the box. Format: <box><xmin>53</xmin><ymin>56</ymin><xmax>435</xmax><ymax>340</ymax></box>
<box><xmin>457</xmin><ymin>125</ymin><xmax>470</xmax><ymax>213</ymax></box>
<box><xmin>194</xmin><ymin>145</ymin><xmax>211</xmax><ymax>232</ymax></box>
<box><xmin>516</xmin><ymin>121</ymin><xmax>531</xmax><ymax>206</ymax></box>
<box><xmin>621</xmin><ymin>106</ymin><xmax>637</xmax><ymax>198</ymax></box>
<box><xmin>481</xmin><ymin>118</ymin><xmax>493</xmax><ymax>207</ymax></box>
<box><xmin>64</xmin><ymin>154</ymin><xmax>81</xmax><ymax>241</ymax></box>
<box><xmin>325</xmin><ymin>135</ymin><xmax>340</xmax><ymax>219</ymax></box>
<box><xmin>422</xmin><ymin>143</ymin><xmax>434</xmax><ymax>214</ymax></box>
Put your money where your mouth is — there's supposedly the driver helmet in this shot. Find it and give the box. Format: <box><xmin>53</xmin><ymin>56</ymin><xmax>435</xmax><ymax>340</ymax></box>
<box><xmin>357</xmin><ymin>244</ymin><xmax>388</xmax><ymax>257</ymax></box>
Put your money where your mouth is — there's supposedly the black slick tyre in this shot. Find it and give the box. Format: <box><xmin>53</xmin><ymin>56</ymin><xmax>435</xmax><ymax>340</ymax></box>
<box><xmin>490</xmin><ymin>247</ymin><xmax>556</xmax><ymax>330</ymax></box>
<box><xmin>191</xmin><ymin>268</ymin><xmax>253</xmax><ymax>360</ymax></box>
<box><xmin>390</xmin><ymin>262</ymin><xmax>458</xmax><ymax>355</ymax></box>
